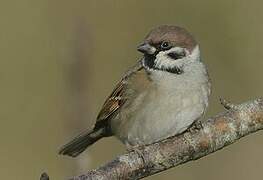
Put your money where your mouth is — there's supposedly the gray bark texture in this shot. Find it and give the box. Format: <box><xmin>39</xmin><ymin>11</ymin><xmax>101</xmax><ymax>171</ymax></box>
<box><xmin>68</xmin><ymin>98</ymin><xmax>263</xmax><ymax>180</ymax></box>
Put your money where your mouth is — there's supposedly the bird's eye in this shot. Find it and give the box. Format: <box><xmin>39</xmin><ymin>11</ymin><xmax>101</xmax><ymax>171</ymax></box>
<box><xmin>160</xmin><ymin>41</ymin><xmax>171</xmax><ymax>50</ymax></box>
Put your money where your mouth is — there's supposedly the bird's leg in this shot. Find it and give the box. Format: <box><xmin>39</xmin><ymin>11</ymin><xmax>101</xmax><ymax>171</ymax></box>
<box><xmin>126</xmin><ymin>143</ymin><xmax>143</xmax><ymax>153</ymax></box>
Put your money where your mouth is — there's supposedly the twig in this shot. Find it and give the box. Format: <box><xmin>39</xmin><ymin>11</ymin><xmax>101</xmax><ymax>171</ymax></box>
<box><xmin>67</xmin><ymin>98</ymin><xmax>263</xmax><ymax>180</ymax></box>
<box><xmin>40</xmin><ymin>172</ymin><xmax>49</xmax><ymax>180</ymax></box>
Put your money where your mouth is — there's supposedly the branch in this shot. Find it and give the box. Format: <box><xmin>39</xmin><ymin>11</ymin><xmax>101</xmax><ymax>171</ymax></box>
<box><xmin>68</xmin><ymin>98</ymin><xmax>263</xmax><ymax>180</ymax></box>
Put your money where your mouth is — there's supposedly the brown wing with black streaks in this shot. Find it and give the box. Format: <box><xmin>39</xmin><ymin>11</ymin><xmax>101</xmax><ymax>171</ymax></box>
<box><xmin>58</xmin><ymin>61</ymin><xmax>144</xmax><ymax>157</ymax></box>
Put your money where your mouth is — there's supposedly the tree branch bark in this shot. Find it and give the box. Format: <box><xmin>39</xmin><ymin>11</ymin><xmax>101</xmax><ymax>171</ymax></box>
<box><xmin>68</xmin><ymin>98</ymin><xmax>263</xmax><ymax>180</ymax></box>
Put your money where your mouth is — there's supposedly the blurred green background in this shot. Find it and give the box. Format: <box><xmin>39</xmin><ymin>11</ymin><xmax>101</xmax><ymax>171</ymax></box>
<box><xmin>1</xmin><ymin>0</ymin><xmax>263</xmax><ymax>179</ymax></box>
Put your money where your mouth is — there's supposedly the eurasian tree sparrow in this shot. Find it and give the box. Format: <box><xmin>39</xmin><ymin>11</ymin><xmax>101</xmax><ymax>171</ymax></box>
<box><xmin>59</xmin><ymin>25</ymin><xmax>211</xmax><ymax>157</ymax></box>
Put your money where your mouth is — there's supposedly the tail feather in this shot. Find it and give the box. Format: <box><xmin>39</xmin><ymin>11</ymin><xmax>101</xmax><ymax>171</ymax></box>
<box><xmin>59</xmin><ymin>128</ymin><xmax>106</xmax><ymax>157</ymax></box>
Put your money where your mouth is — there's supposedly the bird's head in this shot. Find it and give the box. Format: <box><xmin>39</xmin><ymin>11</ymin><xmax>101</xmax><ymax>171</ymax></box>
<box><xmin>138</xmin><ymin>25</ymin><xmax>200</xmax><ymax>74</ymax></box>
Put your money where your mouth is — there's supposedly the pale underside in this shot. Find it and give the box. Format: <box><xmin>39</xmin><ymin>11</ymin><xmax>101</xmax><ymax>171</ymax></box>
<box><xmin>98</xmin><ymin>59</ymin><xmax>211</xmax><ymax>146</ymax></box>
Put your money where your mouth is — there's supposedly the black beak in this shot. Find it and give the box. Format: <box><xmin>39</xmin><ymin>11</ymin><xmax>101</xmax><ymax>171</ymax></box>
<box><xmin>137</xmin><ymin>43</ymin><xmax>156</xmax><ymax>55</ymax></box>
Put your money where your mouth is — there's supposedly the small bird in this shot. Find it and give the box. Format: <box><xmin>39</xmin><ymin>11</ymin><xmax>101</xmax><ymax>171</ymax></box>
<box><xmin>59</xmin><ymin>25</ymin><xmax>211</xmax><ymax>157</ymax></box>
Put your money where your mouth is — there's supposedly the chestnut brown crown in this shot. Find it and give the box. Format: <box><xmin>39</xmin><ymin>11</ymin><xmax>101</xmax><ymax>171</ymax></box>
<box><xmin>144</xmin><ymin>25</ymin><xmax>197</xmax><ymax>53</ymax></box>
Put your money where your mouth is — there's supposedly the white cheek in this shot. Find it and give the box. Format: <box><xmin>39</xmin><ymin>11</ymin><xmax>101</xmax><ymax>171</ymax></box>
<box><xmin>154</xmin><ymin>47</ymin><xmax>187</xmax><ymax>69</ymax></box>
<box><xmin>189</xmin><ymin>46</ymin><xmax>200</xmax><ymax>61</ymax></box>
<box><xmin>154</xmin><ymin>46</ymin><xmax>200</xmax><ymax>70</ymax></box>
<box><xmin>155</xmin><ymin>52</ymin><xmax>177</xmax><ymax>68</ymax></box>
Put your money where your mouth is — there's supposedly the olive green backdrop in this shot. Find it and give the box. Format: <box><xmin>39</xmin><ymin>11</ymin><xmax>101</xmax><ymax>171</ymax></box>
<box><xmin>1</xmin><ymin>0</ymin><xmax>263</xmax><ymax>179</ymax></box>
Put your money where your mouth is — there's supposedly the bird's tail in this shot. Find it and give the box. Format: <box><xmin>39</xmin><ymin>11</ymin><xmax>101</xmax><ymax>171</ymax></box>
<box><xmin>59</xmin><ymin>126</ymin><xmax>107</xmax><ymax>157</ymax></box>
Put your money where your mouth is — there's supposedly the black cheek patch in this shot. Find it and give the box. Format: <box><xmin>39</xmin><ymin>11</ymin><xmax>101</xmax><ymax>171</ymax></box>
<box><xmin>167</xmin><ymin>52</ymin><xmax>186</xmax><ymax>60</ymax></box>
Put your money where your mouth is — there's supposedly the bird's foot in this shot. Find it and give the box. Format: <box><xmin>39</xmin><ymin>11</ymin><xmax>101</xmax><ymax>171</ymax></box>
<box><xmin>126</xmin><ymin>144</ymin><xmax>146</xmax><ymax>164</ymax></box>
<box><xmin>188</xmin><ymin>120</ymin><xmax>203</xmax><ymax>133</ymax></box>
<box><xmin>220</xmin><ymin>98</ymin><xmax>237</xmax><ymax>110</ymax></box>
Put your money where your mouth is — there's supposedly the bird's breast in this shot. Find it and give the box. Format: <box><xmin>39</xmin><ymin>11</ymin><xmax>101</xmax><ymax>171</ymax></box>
<box><xmin>111</xmin><ymin>63</ymin><xmax>210</xmax><ymax>147</ymax></box>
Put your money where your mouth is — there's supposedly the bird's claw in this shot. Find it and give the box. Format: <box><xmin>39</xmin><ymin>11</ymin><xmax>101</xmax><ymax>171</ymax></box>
<box><xmin>220</xmin><ymin>98</ymin><xmax>237</xmax><ymax>110</ymax></box>
<box><xmin>188</xmin><ymin>120</ymin><xmax>203</xmax><ymax>133</ymax></box>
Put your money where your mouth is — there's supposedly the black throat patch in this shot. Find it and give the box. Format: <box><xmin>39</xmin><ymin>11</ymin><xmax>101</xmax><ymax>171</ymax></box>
<box><xmin>143</xmin><ymin>54</ymin><xmax>155</xmax><ymax>69</ymax></box>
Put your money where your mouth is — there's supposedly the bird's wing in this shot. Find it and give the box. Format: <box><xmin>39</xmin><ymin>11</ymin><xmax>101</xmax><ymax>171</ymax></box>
<box><xmin>58</xmin><ymin>60</ymin><xmax>146</xmax><ymax>157</ymax></box>
<box><xmin>96</xmin><ymin>60</ymin><xmax>144</xmax><ymax>122</ymax></box>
